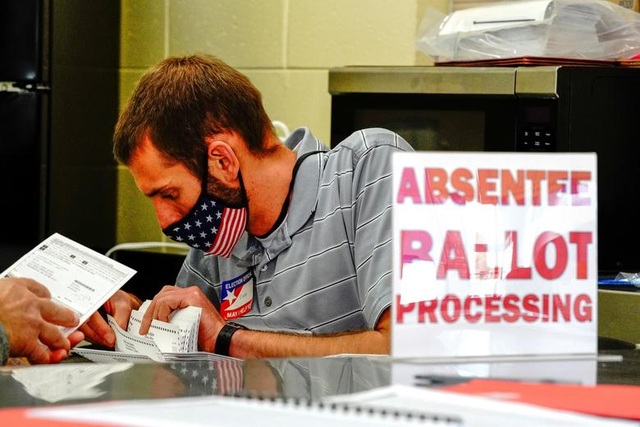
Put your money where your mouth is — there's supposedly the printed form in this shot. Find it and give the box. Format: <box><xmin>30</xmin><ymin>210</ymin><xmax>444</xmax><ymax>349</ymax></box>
<box><xmin>1</xmin><ymin>233</ymin><xmax>136</xmax><ymax>336</ymax></box>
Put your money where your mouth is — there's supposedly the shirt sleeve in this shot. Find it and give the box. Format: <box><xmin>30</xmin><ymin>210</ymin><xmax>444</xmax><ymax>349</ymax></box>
<box><xmin>0</xmin><ymin>322</ymin><xmax>10</xmax><ymax>365</ymax></box>
<box><xmin>349</xmin><ymin>130</ymin><xmax>413</xmax><ymax>328</ymax></box>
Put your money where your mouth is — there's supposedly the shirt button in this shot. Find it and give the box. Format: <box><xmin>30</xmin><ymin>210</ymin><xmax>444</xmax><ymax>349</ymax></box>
<box><xmin>260</xmin><ymin>265</ymin><xmax>268</xmax><ymax>272</ymax></box>
<box><xmin>264</xmin><ymin>296</ymin><xmax>272</xmax><ymax>307</ymax></box>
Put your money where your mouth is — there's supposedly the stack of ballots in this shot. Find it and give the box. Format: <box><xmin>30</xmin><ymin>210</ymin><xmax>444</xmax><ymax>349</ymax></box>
<box><xmin>72</xmin><ymin>301</ymin><xmax>237</xmax><ymax>363</ymax></box>
<box><xmin>127</xmin><ymin>300</ymin><xmax>200</xmax><ymax>354</ymax></box>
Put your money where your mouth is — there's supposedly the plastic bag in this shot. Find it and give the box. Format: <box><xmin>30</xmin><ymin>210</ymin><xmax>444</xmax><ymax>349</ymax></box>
<box><xmin>416</xmin><ymin>0</ymin><xmax>640</xmax><ymax>62</ymax></box>
<box><xmin>616</xmin><ymin>271</ymin><xmax>640</xmax><ymax>287</ymax></box>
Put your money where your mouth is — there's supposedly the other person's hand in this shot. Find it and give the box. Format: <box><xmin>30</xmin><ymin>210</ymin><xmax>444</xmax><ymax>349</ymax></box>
<box><xmin>0</xmin><ymin>277</ymin><xmax>84</xmax><ymax>364</ymax></box>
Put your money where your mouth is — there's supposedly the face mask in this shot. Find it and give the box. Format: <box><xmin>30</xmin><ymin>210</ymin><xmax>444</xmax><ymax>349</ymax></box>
<box><xmin>162</xmin><ymin>174</ymin><xmax>248</xmax><ymax>258</ymax></box>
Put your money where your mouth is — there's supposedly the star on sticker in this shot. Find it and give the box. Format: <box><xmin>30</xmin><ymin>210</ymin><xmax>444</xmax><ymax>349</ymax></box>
<box><xmin>206</xmin><ymin>215</ymin><xmax>213</xmax><ymax>222</ymax></box>
<box><xmin>184</xmin><ymin>223</ymin><xmax>192</xmax><ymax>230</ymax></box>
<box><xmin>223</xmin><ymin>289</ymin><xmax>237</xmax><ymax>304</ymax></box>
<box><xmin>201</xmin><ymin>202</ymin><xmax>209</xmax><ymax>210</ymax></box>
<box><xmin>195</xmin><ymin>220</ymin><xmax>202</xmax><ymax>227</ymax></box>
<box><xmin>216</xmin><ymin>211</ymin><xmax>222</xmax><ymax>219</ymax></box>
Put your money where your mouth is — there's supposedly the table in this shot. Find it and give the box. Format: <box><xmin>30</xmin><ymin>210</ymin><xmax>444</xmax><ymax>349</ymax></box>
<box><xmin>0</xmin><ymin>350</ymin><xmax>638</xmax><ymax>409</ymax></box>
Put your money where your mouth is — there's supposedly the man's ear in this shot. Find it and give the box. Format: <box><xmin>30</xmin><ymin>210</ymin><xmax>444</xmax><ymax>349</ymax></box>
<box><xmin>206</xmin><ymin>139</ymin><xmax>240</xmax><ymax>184</ymax></box>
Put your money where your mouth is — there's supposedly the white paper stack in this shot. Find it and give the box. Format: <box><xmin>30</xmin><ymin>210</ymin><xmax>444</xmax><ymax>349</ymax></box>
<box><xmin>72</xmin><ymin>300</ymin><xmax>208</xmax><ymax>363</ymax></box>
<box><xmin>128</xmin><ymin>300</ymin><xmax>201</xmax><ymax>353</ymax></box>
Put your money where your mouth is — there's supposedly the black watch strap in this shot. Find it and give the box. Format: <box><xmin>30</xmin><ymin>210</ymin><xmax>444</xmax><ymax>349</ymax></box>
<box><xmin>214</xmin><ymin>323</ymin><xmax>245</xmax><ymax>356</ymax></box>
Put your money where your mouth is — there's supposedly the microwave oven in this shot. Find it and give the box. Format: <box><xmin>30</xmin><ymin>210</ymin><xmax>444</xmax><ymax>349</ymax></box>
<box><xmin>329</xmin><ymin>65</ymin><xmax>640</xmax><ymax>277</ymax></box>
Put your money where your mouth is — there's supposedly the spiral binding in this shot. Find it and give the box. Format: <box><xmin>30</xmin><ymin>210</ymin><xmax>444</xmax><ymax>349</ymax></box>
<box><xmin>226</xmin><ymin>391</ymin><xmax>463</xmax><ymax>425</ymax></box>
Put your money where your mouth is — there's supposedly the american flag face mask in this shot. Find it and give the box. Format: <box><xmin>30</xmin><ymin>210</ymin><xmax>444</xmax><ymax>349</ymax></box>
<box><xmin>161</xmin><ymin>176</ymin><xmax>248</xmax><ymax>258</ymax></box>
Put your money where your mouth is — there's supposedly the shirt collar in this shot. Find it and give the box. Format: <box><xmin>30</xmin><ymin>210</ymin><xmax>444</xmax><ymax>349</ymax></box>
<box><xmin>234</xmin><ymin>127</ymin><xmax>328</xmax><ymax>266</ymax></box>
<box><xmin>285</xmin><ymin>127</ymin><xmax>328</xmax><ymax>235</ymax></box>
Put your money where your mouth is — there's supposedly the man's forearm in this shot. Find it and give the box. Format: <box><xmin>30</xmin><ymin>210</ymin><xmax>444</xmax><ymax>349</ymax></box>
<box><xmin>224</xmin><ymin>309</ymin><xmax>391</xmax><ymax>358</ymax></box>
<box><xmin>227</xmin><ymin>328</ymin><xmax>390</xmax><ymax>358</ymax></box>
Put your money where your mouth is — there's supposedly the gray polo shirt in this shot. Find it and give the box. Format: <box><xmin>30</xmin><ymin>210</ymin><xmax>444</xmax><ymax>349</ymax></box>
<box><xmin>176</xmin><ymin>127</ymin><xmax>413</xmax><ymax>334</ymax></box>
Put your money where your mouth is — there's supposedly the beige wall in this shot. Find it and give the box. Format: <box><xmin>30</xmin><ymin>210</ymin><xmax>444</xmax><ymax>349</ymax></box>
<box><xmin>116</xmin><ymin>0</ymin><xmax>449</xmax><ymax>243</ymax></box>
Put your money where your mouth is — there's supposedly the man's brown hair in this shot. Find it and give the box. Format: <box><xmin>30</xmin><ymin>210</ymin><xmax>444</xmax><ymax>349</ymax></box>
<box><xmin>113</xmin><ymin>54</ymin><xmax>274</xmax><ymax>177</ymax></box>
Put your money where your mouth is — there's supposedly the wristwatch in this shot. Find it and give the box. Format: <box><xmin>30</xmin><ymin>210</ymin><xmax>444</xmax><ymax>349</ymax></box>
<box><xmin>214</xmin><ymin>322</ymin><xmax>246</xmax><ymax>356</ymax></box>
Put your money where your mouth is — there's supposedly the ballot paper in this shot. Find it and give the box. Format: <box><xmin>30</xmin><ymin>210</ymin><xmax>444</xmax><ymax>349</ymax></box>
<box><xmin>0</xmin><ymin>233</ymin><xmax>136</xmax><ymax>336</ymax></box>
<box><xmin>107</xmin><ymin>315</ymin><xmax>165</xmax><ymax>362</ymax></box>
<box><xmin>128</xmin><ymin>300</ymin><xmax>201</xmax><ymax>353</ymax></box>
<box><xmin>72</xmin><ymin>302</ymin><xmax>205</xmax><ymax>363</ymax></box>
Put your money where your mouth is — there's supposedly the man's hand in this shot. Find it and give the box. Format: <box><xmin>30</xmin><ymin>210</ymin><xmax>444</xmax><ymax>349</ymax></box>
<box><xmin>139</xmin><ymin>285</ymin><xmax>225</xmax><ymax>352</ymax></box>
<box><xmin>79</xmin><ymin>290</ymin><xmax>141</xmax><ymax>348</ymax></box>
<box><xmin>0</xmin><ymin>278</ymin><xmax>83</xmax><ymax>364</ymax></box>
<box><xmin>137</xmin><ymin>286</ymin><xmax>392</xmax><ymax>358</ymax></box>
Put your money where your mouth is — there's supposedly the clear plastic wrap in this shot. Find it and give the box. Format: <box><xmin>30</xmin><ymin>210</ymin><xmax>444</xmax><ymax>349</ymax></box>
<box><xmin>416</xmin><ymin>0</ymin><xmax>640</xmax><ymax>62</ymax></box>
<box><xmin>615</xmin><ymin>271</ymin><xmax>640</xmax><ymax>287</ymax></box>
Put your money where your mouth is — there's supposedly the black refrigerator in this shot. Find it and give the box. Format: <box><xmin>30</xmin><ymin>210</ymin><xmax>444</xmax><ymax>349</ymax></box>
<box><xmin>0</xmin><ymin>0</ymin><xmax>121</xmax><ymax>267</ymax></box>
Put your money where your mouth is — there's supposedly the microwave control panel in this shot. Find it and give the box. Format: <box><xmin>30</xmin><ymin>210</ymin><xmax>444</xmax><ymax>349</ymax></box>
<box><xmin>516</xmin><ymin>102</ymin><xmax>556</xmax><ymax>152</ymax></box>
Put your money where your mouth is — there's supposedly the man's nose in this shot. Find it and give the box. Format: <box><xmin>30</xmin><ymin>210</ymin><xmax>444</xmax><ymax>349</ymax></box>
<box><xmin>154</xmin><ymin>201</ymin><xmax>181</xmax><ymax>230</ymax></box>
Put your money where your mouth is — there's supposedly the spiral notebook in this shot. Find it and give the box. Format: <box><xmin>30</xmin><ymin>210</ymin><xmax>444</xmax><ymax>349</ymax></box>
<box><xmin>28</xmin><ymin>392</ymin><xmax>458</xmax><ymax>427</ymax></box>
<box><xmin>26</xmin><ymin>384</ymin><xmax>635</xmax><ymax>427</ymax></box>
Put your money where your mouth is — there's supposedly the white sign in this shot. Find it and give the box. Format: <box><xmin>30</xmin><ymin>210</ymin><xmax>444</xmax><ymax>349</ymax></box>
<box><xmin>392</xmin><ymin>152</ymin><xmax>597</xmax><ymax>359</ymax></box>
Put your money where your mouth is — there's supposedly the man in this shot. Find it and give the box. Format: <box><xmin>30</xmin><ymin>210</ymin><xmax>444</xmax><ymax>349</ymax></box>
<box><xmin>0</xmin><ymin>277</ymin><xmax>84</xmax><ymax>364</ymax></box>
<box><xmin>82</xmin><ymin>54</ymin><xmax>413</xmax><ymax>358</ymax></box>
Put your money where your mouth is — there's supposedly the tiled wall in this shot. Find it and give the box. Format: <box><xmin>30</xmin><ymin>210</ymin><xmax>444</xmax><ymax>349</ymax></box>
<box><xmin>116</xmin><ymin>0</ymin><xmax>448</xmax><ymax>243</ymax></box>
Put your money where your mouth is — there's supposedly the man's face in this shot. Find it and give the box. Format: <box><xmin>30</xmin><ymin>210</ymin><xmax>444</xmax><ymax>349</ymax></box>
<box><xmin>128</xmin><ymin>135</ymin><xmax>201</xmax><ymax>230</ymax></box>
